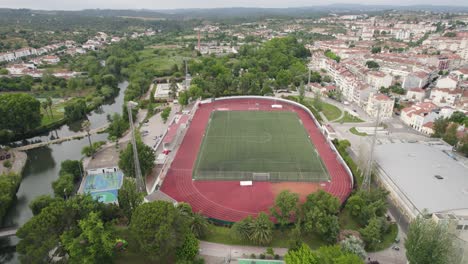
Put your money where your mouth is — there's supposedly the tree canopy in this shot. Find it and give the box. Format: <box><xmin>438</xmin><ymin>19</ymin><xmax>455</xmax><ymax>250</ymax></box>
<box><xmin>270</xmin><ymin>190</ymin><xmax>299</xmax><ymax>228</ymax></box>
<box><xmin>118</xmin><ymin>136</ymin><xmax>156</xmax><ymax>178</ymax></box>
<box><xmin>130</xmin><ymin>201</ymin><xmax>191</xmax><ymax>261</ymax></box>
<box><xmin>0</xmin><ymin>93</ymin><xmax>41</xmax><ymax>135</ymax></box>
<box><xmin>405</xmin><ymin>215</ymin><xmax>461</xmax><ymax>264</ymax></box>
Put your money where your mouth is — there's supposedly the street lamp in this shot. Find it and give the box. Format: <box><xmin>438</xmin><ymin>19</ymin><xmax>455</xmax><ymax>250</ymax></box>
<box><xmin>127</xmin><ymin>101</ymin><xmax>145</xmax><ymax>193</ymax></box>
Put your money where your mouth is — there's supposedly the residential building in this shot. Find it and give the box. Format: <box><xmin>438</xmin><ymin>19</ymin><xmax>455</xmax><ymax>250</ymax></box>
<box><xmin>402</xmin><ymin>71</ymin><xmax>430</xmax><ymax>89</ymax></box>
<box><xmin>421</xmin><ymin>121</ymin><xmax>434</xmax><ymax>135</ymax></box>
<box><xmin>400</xmin><ymin>102</ymin><xmax>439</xmax><ymax>132</ymax></box>
<box><xmin>406</xmin><ymin>88</ymin><xmax>426</xmax><ymax>102</ymax></box>
<box><xmin>430</xmin><ymin>88</ymin><xmax>464</xmax><ymax>107</ymax></box>
<box><xmin>366</xmin><ymin>93</ymin><xmax>395</xmax><ymax>119</ymax></box>
<box><xmin>366</xmin><ymin>71</ymin><xmax>393</xmax><ymax>88</ymax></box>
<box><xmin>436</xmin><ymin>75</ymin><xmax>459</xmax><ymax>89</ymax></box>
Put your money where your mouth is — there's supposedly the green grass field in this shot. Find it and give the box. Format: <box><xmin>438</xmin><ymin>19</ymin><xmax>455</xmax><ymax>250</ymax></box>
<box><xmin>193</xmin><ymin>111</ymin><xmax>329</xmax><ymax>182</ymax></box>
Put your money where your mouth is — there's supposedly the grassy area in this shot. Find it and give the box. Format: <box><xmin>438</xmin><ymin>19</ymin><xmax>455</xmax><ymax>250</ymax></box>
<box><xmin>39</xmin><ymin>99</ymin><xmax>66</xmax><ymax>126</ymax></box>
<box><xmin>349</xmin><ymin>127</ymin><xmax>368</xmax><ymax>136</ymax></box>
<box><xmin>204</xmin><ymin>224</ymin><xmax>325</xmax><ymax>249</ymax></box>
<box><xmin>194</xmin><ymin>111</ymin><xmax>329</xmax><ymax>182</ymax></box>
<box><xmin>137</xmin><ymin>47</ymin><xmax>194</xmax><ymax>75</ymax></box>
<box><xmin>320</xmin><ymin>102</ymin><xmax>342</xmax><ymax>121</ymax></box>
<box><xmin>304</xmin><ymin>98</ymin><xmax>342</xmax><ymax>121</ymax></box>
<box><xmin>337</xmin><ymin>112</ymin><xmax>364</xmax><ymax>123</ymax></box>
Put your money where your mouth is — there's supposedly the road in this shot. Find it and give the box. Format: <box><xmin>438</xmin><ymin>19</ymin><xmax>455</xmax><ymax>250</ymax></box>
<box><xmin>14</xmin><ymin>124</ymin><xmax>109</xmax><ymax>151</ymax></box>
<box><xmin>199</xmin><ymin>241</ymin><xmax>288</xmax><ymax>263</ymax></box>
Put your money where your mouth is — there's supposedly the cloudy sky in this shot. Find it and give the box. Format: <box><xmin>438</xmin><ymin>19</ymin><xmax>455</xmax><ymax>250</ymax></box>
<box><xmin>1</xmin><ymin>0</ymin><xmax>467</xmax><ymax>10</ymax></box>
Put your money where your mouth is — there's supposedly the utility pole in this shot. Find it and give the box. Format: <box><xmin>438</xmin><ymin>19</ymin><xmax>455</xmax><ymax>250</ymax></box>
<box><xmin>362</xmin><ymin>104</ymin><xmax>381</xmax><ymax>192</ymax></box>
<box><xmin>184</xmin><ymin>59</ymin><xmax>189</xmax><ymax>90</ymax></box>
<box><xmin>127</xmin><ymin>101</ymin><xmax>145</xmax><ymax>193</ymax></box>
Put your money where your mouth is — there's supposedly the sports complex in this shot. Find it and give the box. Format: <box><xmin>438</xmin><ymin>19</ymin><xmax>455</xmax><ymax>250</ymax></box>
<box><xmin>160</xmin><ymin>96</ymin><xmax>353</xmax><ymax>223</ymax></box>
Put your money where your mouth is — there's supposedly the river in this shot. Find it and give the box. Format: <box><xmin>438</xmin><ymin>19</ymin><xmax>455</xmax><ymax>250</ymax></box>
<box><xmin>0</xmin><ymin>81</ymin><xmax>128</xmax><ymax>263</ymax></box>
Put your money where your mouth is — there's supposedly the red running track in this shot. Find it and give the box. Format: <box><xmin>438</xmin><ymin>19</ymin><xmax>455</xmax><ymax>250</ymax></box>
<box><xmin>160</xmin><ymin>98</ymin><xmax>352</xmax><ymax>222</ymax></box>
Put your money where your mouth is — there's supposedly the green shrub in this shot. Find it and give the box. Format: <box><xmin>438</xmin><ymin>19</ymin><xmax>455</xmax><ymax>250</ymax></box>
<box><xmin>3</xmin><ymin>160</ymin><xmax>12</xmax><ymax>169</ymax></box>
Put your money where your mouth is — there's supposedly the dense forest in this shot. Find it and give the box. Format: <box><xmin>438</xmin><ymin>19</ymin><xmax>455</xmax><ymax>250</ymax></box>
<box><xmin>187</xmin><ymin>36</ymin><xmax>310</xmax><ymax>98</ymax></box>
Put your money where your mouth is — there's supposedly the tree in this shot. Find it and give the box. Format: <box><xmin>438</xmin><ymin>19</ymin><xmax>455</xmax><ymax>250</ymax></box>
<box><xmin>345</xmin><ymin>189</ymin><xmax>388</xmax><ymax>226</ymax></box>
<box><xmin>178</xmin><ymin>91</ymin><xmax>189</xmax><ymax>106</ymax></box>
<box><xmin>61</xmin><ymin>212</ymin><xmax>115</xmax><ymax>264</ymax></box>
<box><xmin>270</xmin><ymin>190</ymin><xmax>299</xmax><ymax>228</ymax></box>
<box><xmin>161</xmin><ymin>107</ymin><xmax>171</xmax><ymax>123</ymax></box>
<box><xmin>176</xmin><ymin>233</ymin><xmax>199</xmax><ymax>262</ymax></box>
<box><xmin>60</xmin><ymin>160</ymin><xmax>83</xmax><ymax>182</ymax></box>
<box><xmin>315</xmin><ymin>245</ymin><xmax>364</xmax><ymax>264</ymax></box>
<box><xmin>284</xmin><ymin>243</ymin><xmax>318</xmax><ymax>264</ymax></box>
<box><xmin>232</xmin><ymin>216</ymin><xmax>254</xmax><ymax>241</ymax></box>
<box><xmin>365</xmin><ymin>61</ymin><xmax>380</xmax><ymax>69</ymax></box>
<box><xmin>130</xmin><ymin>201</ymin><xmax>191</xmax><ymax>261</ymax></box>
<box><xmin>41</xmin><ymin>101</ymin><xmax>50</xmax><ymax>119</ymax></box>
<box><xmin>29</xmin><ymin>195</ymin><xmax>60</xmax><ymax>216</ymax></box>
<box><xmin>449</xmin><ymin>111</ymin><xmax>468</xmax><ymax>126</ymax></box>
<box><xmin>17</xmin><ymin>195</ymin><xmax>106</xmax><ymax>263</ymax></box>
<box><xmin>0</xmin><ymin>93</ymin><xmax>41</xmax><ymax>134</ymax></box>
<box><xmin>81</xmin><ymin>120</ymin><xmax>93</xmax><ymax>156</ymax></box>
<box><xmin>169</xmin><ymin>79</ymin><xmax>178</xmax><ymax>99</ymax></box>
<box><xmin>46</xmin><ymin>97</ymin><xmax>53</xmax><ymax>118</ymax></box>
<box><xmin>52</xmin><ymin>173</ymin><xmax>74</xmax><ymax>199</ymax></box>
<box><xmin>371</xmin><ymin>47</ymin><xmax>382</xmax><ymax>54</ymax></box>
<box><xmin>302</xmin><ymin>190</ymin><xmax>340</xmax><ymax>244</ymax></box>
<box><xmin>64</xmin><ymin>99</ymin><xmax>87</xmax><ymax>122</ymax></box>
<box><xmin>250</xmin><ymin>212</ymin><xmax>274</xmax><ymax>245</ymax></box>
<box><xmin>190</xmin><ymin>212</ymin><xmax>209</xmax><ymax>239</ymax></box>
<box><xmin>405</xmin><ymin>214</ymin><xmax>461</xmax><ymax>264</ymax></box>
<box><xmin>443</xmin><ymin>123</ymin><xmax>458</xmax><ymax>146</ymax></box>
<box><xmin>360</xmin><ymin>217</ymin><xmax>382</xmax><ymax>250</ymax></box>
<box><xmin>0</xmin><ymin>172</ymin><xmax>20</xmax><ymax>220</ymax></box>
<box><xmin>432</xmin><ymin>117</ymin><xmax>449</xmax><ymax>138</ymax></box>
<box><xmin>118</xmin><ymin>137</ymin><xmax>155</xmax><ymax>178</ymax></box>
<box><xmin>107</xmin><ymin>113</ymin><xmax>128</xmax><ymax>139</ymax></box>
<box><xmin>312</xmin><ymin>91</ymin><xmax>323</xmax><ymax>111</ymax></box>
<box><xmin>340</xmin><ymin>235</ymin><xmax>366</xmax><ymax>260</ymax></box>
<box><xmin>298</xmin><ymin>82</ymin><xmax>305</xmax><ymax>104</ymax></box>
<box><xmin>118</xmin><ymin>177</ymin><xmax>144</xmax><ymax>221</ymax></box>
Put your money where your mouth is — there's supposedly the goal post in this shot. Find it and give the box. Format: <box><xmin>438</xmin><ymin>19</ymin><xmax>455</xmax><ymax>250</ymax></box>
<box><xmin>252</xmin><ymin>172</ymin><xmax>270</xmax><ymax>181</ymax></box>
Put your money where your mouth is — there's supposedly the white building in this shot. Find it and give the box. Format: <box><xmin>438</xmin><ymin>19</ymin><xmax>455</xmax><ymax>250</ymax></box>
<box><xmin>41</xmin><ymin>55</ymin><xmax>60</xmax><ymax>64</ymax></box>
<box><xmin>400</xmin><ymin>102</ymin><xmax>439</xmax><ymax>132</ymax></box>
<box><xmin>0</xmin><ymin>52</ymin><xmax>16</xmax><ymax>62</ymax></box>
<box><xmin>406</xmin><ymin>88</ymin><xmax>426</xmax><ymax>102</ymax></box>
<box><xmin>366</xmin><ymin>93</ymin><xmax>395</xmax><ymax>120</ymax></box>
<box><xmin>366</xmin><ymin>71</ymin><xmax>393</xmax><ymax>88</ymax></box>
<box><xmin>14</xmin><ymin>48</ymin><xmax>32</xmax><ymax>58</ymax></box>
<box><xmin>430</xmin><ymin>88</ymin><xmax>464</xmax><ymax>107</ymax></box>
<box><xmin>436</xmin><ymin>76</ymin><xmax>458</xmax><ymax>89</ymax></box>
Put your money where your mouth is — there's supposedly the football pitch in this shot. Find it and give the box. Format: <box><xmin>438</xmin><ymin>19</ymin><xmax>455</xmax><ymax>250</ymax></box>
<box><xmin>193</xmin><ymin>110</ymin><xmax>329</xmax><ymax>182</ymax></box>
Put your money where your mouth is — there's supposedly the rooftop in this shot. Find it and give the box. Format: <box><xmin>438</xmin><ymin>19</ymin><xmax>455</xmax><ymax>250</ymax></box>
<box><xmin>375</xmin><ymin>143</ymin><xmax>468</xmax><ymax>215</ymax></box>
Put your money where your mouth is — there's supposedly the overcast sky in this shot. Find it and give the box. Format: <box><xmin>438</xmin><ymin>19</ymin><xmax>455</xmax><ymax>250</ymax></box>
<box><xmin>1</xmin><ymin>0</ymin><xmax>467</xmax><ymax>10</ymax></box>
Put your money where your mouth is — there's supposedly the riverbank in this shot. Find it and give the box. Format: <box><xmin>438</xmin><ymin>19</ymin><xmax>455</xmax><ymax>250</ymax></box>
<box><xmin>0</xmin><ymin>150</ymin><xmax>27</xmax><ymax>223</ymax></box>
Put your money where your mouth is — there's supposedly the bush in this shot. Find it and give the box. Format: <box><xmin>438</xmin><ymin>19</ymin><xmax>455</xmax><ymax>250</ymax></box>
<box><xmin>161</xmin><ymin>107</ymin><xmax>171</xmax><ymax>123</ymax></box>
<box><xmin>250</xmin><ymin>253</ymin><xmax>256</xmax><ymax>259</ymax></box>
<box><xmin>0</xmin><ymin>172</ymin><xmax>21</xmax><ymax>221</ymax></box>
<box><xmin>3</xmin><ymin>160</ymin><xmax>11</xmax><ymax>169</ymax></box>
<box><xmin>259</xmin><ymin>254</ymin><xmax>266</xmax><ymax>259</ymax></box>
<box><xmin>274</xmin><ymin>254</ymin><xmax>280</xmax><ymax>260</ymax></box>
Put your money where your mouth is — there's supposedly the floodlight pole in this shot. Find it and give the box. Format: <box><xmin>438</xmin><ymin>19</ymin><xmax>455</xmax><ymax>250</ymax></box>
<box><xmin>362</xmin><ymin>104</ymin><xmax>381</xmax><ymax>192</ymax></box>
<box><xmin>127</xmin><ymin>101</ymin><xmax>145</xmax><ymax>193</ymax></box>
